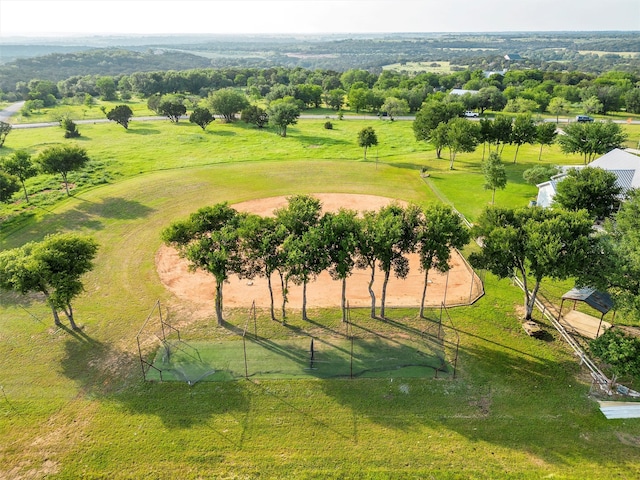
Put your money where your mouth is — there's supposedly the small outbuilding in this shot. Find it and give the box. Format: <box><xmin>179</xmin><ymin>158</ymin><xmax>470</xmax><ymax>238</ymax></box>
<box><xmin>559</xmin><ymin>287</ymin><xmax>614</xmax><ymax>339</ymax></box>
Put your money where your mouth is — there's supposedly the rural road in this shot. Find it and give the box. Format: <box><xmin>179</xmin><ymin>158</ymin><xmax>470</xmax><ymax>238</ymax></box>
<box><xmin>1</xmin><ymin>102</ymin><xmax>638</xmax><ymax>129</ymax></box>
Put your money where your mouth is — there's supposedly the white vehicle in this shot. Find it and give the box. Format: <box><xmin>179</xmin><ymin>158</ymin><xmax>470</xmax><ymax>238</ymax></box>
<box><xmin>463</xmin><ymin>111</ymin><xmax>479</xmax><ymax>118</ymax></box>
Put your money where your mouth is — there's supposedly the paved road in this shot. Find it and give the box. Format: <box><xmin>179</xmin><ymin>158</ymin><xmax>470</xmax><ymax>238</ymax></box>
<box><xmin>1</xmin><ymin>101</ymin><xmax>638</xmax><ymax>129</ymax></box>
<box><xmin>0</xmin><ymin>101</ymin><xmax>25</xmax><ymax>122</ymax></box>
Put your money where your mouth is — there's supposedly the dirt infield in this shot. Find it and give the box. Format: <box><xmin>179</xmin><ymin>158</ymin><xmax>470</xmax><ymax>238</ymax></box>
<box><xmin>155</xmin><ymin>193</ymin><xmax>483</xmax><ymax>312</ymax></box>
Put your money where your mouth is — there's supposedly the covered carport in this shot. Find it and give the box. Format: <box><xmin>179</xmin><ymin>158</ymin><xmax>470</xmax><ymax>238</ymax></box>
<box><xmin>559</xmin><ymin>287</ymin><xmax>614</xmax><ymax>339</ymax></box>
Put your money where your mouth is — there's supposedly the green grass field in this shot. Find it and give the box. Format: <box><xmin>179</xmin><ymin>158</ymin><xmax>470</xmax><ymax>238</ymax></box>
<box><xmin>1</xmin><ymin>109</ymin><xmax>640</xmax><ymax>479</ymax></box>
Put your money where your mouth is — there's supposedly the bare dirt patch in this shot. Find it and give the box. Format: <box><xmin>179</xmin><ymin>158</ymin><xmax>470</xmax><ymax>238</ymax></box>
<box><xmin>155</xmin><ymin>193</ymin><xmax>483</xmax><ymax>316</ymax></box>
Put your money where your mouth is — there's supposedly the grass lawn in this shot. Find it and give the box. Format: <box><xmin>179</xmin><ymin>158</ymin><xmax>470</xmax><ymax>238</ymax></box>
<box><xmin>1</xmin><ymin>116</ymin><xmax>640</xmax><ymax>478</ymax></box>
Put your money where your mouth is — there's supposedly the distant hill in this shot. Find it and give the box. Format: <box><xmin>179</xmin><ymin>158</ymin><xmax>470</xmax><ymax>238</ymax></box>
<box><xmin>0</xmin><ymin>32</ymin><xmax>638</xmax><ymax>91</ymax></box>
<box><xmin>0</xmin><ymin>48</ymin><xmax>213</xmax><ymax>90</ymax></box>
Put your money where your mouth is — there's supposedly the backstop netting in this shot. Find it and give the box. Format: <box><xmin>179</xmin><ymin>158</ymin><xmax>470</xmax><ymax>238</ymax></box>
<box><xmin>141</xmin><ymin>301</ymin><xmax>457</xmax><ymax>384</ymax></box>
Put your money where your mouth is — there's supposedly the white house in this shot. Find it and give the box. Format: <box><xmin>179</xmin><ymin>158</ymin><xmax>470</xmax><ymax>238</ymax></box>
<box><xmin>536</xmin><ymin>149</ymin><xmax>640</xmax><ymax>208</ymax></box>
<box><xmin>449</xmin><ymin>88</ymin><xmax>479</xmax><ymax>96</ymax></box>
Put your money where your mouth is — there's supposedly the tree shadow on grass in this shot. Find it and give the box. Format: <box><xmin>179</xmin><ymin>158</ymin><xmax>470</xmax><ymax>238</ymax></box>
<box><xmin>75</xmin><ymin>196</ymin><xmax>155</xmax><ymax>221</ymax></box>
<box><xmin>126</xmin><ymin>126</ymin><xmax>161</xmax><ymax>135</ymax></box>
<box><xmin>59</xmin><ymin>335</ymin><xmax>251</xmax><ymax>434</ymax></box>
<box><xmin>294</xmin><ymin>133</ymin><xmax>350</xmax><ymax>147</ymax></box>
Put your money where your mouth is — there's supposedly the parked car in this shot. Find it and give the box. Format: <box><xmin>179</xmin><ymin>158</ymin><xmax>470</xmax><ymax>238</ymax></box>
<box><xmin>576</xmin><ymin>115</ymin><xmax>594</xmax><ymax>122</ymax></box>
<box><xmin>463</xmin><ymin>111</ymin><xmax>479</xmax><ymax>118</ymax></box>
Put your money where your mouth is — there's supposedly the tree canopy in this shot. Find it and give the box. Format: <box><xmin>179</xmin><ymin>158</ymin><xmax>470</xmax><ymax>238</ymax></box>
<box><xmin>267</xmin><ymin>97</ymin><xmax>301</xmax><ymax>137</ymax></box>
<box><xmin>37</xmin><ymin>144</ymin><xmax>90</xmax><ymax>196</ymax></box>
<box><xmin>106</xmin><ymin>104</ymin><xmax>134</xmax><ymax>129</ymax></box>
<box><xmin>357</xmin><ymin>126</ymin><xmax>378</xmax><ymax>160</ymax></box>
<box><xmin>469</xmin><ymin>206</ymin><xmax>598</xmax><ymax>320</ymax></box>
<box><xmin>162</xmin><ymin>203</ymin><xmax>247</xmax><ymax>326</ymax></box>
<box><xmin>0</xmin><ymin>150</ymin><xmax>37</xmax><ymax>202</ymax></box>
<box><xmin>0</xmin><ymin>121</ymin><xmax>12</xmax><ymax>148</ymax></box>
<box><xmin>207</xmin><ymin>88</ymin><xmax>250</xmax><ymax>122</ymax></box>
<box><xmin>558</xmin><ymin>121</ymin><xmax>627</xmax><ymax>164</ymax></box>
<box><xmin>482</xmin><ymin>152</ymin><xmax>507</xmax><ymax>204</ymax></box>
<box><xmin>189</xmin><ymin>107</ymin><xmax>215</xmax><ymax>130</ymax></box>
<box><xmin>0</xmin><ymin>233</ymin><xmax>98</xmax><ymax>330</ymax></box>
<box><xmin>553</xmin><ymin>167</ymin><xmax>622</xmax><ymax>220</ymax></box>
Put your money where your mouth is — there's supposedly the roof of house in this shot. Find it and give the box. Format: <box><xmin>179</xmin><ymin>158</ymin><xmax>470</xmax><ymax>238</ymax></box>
<box><xmin>536</xmin><ymin>149</ymin><xmax>640</xmax><ymax>208</ymax></box>
<box><xmin>449</xmin><ymin>89</ymin><xmax>479</xmax><ymax>96</ymax></box>
<box><xmin>588</xmin><ymin>148</ymin><xmax>640</xmax><ymax>189</ymax></box>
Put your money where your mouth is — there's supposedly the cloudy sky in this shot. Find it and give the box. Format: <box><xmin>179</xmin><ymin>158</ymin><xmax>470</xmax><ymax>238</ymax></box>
<box><xmin>1</xmin><ymin>0</ymin><xmax>638</xmax><ymax>37</ymax></box>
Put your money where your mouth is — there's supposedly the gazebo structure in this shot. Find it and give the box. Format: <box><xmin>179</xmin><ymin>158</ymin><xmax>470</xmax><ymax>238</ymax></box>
<box><xmin>559</xmin><ymin>287</ymin><xmax>615</xmax><ymax>339</ymax></box>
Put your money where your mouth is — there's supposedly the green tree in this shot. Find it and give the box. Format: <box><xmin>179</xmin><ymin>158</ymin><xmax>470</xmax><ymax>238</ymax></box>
<box><xmin>482</xmin><ymin>152</ymin><xmax>508</xmax><ymax>204</ymax></box>
<box><xmin>523</xmin><ymin>164</ymin><xmax>560</xmax><ymax>185</ymax></box>
<box><xmin>606</xmin><ymin>189</ymin><xmax>640</xmax><ymax>323</ymax></box>
<box><xmin>0</xmin><ymin>171</ymin><xmax>20</xmax><ymax>203</ymax></box>
<box><xmin>158</xmin><ymin>98</ymin><xmax>186</xmax><ymax>123</ymax></box>
<box><xmin>536</xmin><ymin>122</ymin><xmax>558</xmax><ymax>161</ymax></box>
<box><xmin>59</xmin><ymin>115</ymin><xmax>80</xmax><ymax>138</ymax></box>
<box><xmin>95</xmin><ymin>76</ymin><xmax>117</xmax><ymax>101</ymax></box>
<box><xmin>558</xmin><ymin>121</ymin><xmax>628</xmax><ymax>164</ymax></box>
<box><xmin>356</xmin><ymin>209</ymin><xmax>383</xmax><ymax>318</ymax></box>
<box><xmin>1</xmin><ymin>150</ymin><xmax>38</xmax><ymax>202</ymax></box>
<box><xmin>510</xmin><ymin>114</ymin><xmax>537</xmax><ymax>164</ymax></box>
<box><xmin>106</xmin><ymin>105</ymin><xmax>134</xmax><ymax>129</ymax></box>
<box><xmin>239</xmin><ymin>215</ymin><xmax>288</xmax><ymax>322</ymax></box>
<box><xmin>375</xmin><ymin>204</ymin><xmax>420</xmax><ymax>319</ymax></box>
<box><xmin>582</xmin><ymin>96</ymin><xmax>603</xmax><ymax>115</ymax></box>
<box><xmin>0</xmin><ymin>233</ymin><xmax>98</xmax><ymax>330</ymax></box>
<box><xmin>147</xmin><ymin>93</ymin><xmax>162</xmax><ymax>114</ymax></box>
<box><xmin>240</xmin><ymin>105</ymin><xmax>268</xmax><ymax>128</ymax></box>
<box><xmin>0</xmin><ymin>121</ymin><xmax>12</xmax><ymax>148</ymax></box>
<box><xmin>547</xmin><ymin>97</ymin><xmax>570</xmax><ymax>123</ymax></box>
<box><xmin>323</xmin><ymin>88</ymin><xmax>346</xmax><ymax>110</ymax></box>
<box><xmin>381</xmin><ymin>96</ymin><xmax>410</xmax><ymax>120</ymax></box>
<box><xmin>267</xmin><ymin>97</ymin><xmax>301</xmax><ymax>137</ymax></box>
<box><xmin>357</xmin><ymin>126</ymin><xmax>378</xmax><ymax>160</ymax></box>
<box><xmin>206</xmin><ymin>88</ymin><xmax>249</xmax><ymax>122</ymax></box>
<box><xmin>275</xmin><ymin>195</ymin><xmax>323</xmax><ymax>320</ymax></box>
<box><xmin>415</xmin><ymin>204</ymin><xmax>470</xmax><ymax>318</ymax></box>
<box><xmin>189</xmin><ymin>107</ymin><xmax>215</xmax><ymax>131</ymax></box>
<box><xmin>469</xmin><ymin>207</ymin><xmax>597</xmax><ymax>320</ymax></box>
<box><xmin>489</xmin><ymin>115</ymin><xmax>513</xmax><ymax>154</ymax></box>
<box><xmin>624</xmin><ymin>88</ymin><xmax>640</xmax><ymax>114</ymax></box>
<box><xmin>322</xmin><ymin>209</ymin><xmax>361</xmax><ymax>322</ymax></box>
<box><xmin>37</xmin><ymin>144</ymin><xmax>90</xmax><ymax>196</ymax></box>
<box><xmin>476</xmin><ymin>86</ymin><xmax>507</xmax><ymax>114</ymax></box>
<box><xmin>413</xmin><ymin>100</ymin><xmax>464</xmax><ymax>149</ymax></box>
<box><xmin>430</xmin><ymin>122</ymin><xmax>450</xmax><ymax>160</ymax></box>
<box><xmin>283</xmin><ymin>224</ymin><xmax>328</xmax><ymax>321</ymax></box>
<box><xmin>162</xmin><ymin>203</ymin><xmax>247</xmax><ymax>326</ymax></box>
<box><xmin>553</xmin><ymin>167</ymin><xmax>622</xmax><ymax>220</ymax></box>
<box><xmin>348</xmin><ymin>84</ymin><xmax>371</xmax><ymax>113</ymax></box>
<box><xmin>445</xmin><ymin>117</ymin><xmax>480</xmax><ymax>170</ymax></box>
<box><xmin>590</xmin><ymin>329</ymin><xmax>640</xmax><ymax>379</ymax></box>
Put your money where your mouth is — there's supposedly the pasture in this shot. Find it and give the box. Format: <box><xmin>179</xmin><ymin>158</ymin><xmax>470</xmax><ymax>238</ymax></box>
<box><xmin>1</xmin><ymin>114</ymin><xmax>640</xmax><ymax>479</ymax></box>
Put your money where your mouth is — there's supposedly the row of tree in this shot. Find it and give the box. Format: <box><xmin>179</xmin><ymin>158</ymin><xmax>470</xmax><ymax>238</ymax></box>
<box><xmin>162</xmin><ymin>196</ymin><xmax>470</xmax><ymax>326</ymax></box>
<box><xmin>413</xmin><ymin>99</ymin><xmax>628</xmax><ymax>168</ymax></box>
<box><xmin>10</xmin><ymin>67</ymin><xmax>640</xmax><ymax>120</ymax></box>
<box><xmin>0</xmin><ymin>145</ymin><xmax>89</xmax><ymax>203</ymax></box>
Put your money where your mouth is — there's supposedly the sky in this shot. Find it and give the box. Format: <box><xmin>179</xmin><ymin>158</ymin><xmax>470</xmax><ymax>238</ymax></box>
<box><xmin>0</xmin><ymin>0</ymin><xmax>639</xmax><ymax>37</ymax></box>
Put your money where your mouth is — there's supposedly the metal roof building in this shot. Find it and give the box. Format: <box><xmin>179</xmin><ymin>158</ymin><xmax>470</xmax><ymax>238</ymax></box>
<box><xmin>536</xmin><ymin>149</ymin><xmax>640</xmax><ymax>208</ymax></box>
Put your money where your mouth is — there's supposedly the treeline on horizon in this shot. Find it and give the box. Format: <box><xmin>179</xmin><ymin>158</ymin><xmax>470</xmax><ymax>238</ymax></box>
<box><xmin>8</xmin><ymin>64</ymin><xmax>640</xmax><ymax>117</ymax></box>
<box><xmin>0</xmin><ymin>31</ymin><xmax>638</xmax><ymax>91</ymax></box>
